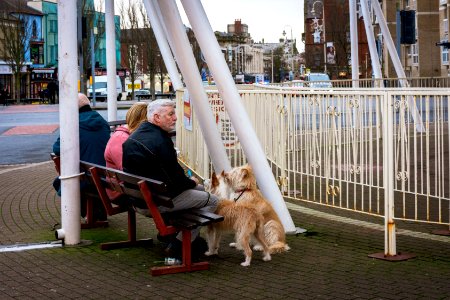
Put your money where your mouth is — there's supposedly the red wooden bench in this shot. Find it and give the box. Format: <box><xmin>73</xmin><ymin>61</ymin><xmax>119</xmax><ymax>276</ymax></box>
<box><xmin>51</xmin><ymin>153</ymin><xmax>108</xmax><ymax>229</ymax></box>
<box><xmin>81</xmin><ymin>161</ymin><xmax>223</xmax><ymax>276</ymax></box>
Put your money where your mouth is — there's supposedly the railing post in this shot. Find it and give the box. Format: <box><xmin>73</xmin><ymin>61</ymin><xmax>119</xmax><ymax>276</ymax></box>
<box><xmin>384</xmin><ymin>92</ymin><xmax>396</xmax><ymax>256</ymax></box>
<box><xmin>369</xmin><ymin>92</ymin><xmax>415</xmax><ymax>261</ymax></box>
<box><xmin>278</xmin><ymin>93</ymin><xmax>288</xmax><ymax>195</ymax></box>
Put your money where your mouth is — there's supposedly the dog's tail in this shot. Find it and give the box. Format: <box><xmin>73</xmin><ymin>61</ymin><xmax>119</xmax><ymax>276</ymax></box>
<box><xmin>264</xmin><ymin>220</ymin><xmax>290</xmax><ymax>254</ymax></box>
<box><xmin>269</xmin><ymin>241</ymin><xmax>290</xmax><ymax>254</ymax></box>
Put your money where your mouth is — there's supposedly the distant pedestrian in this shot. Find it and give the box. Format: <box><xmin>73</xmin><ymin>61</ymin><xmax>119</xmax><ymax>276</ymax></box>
<box><xmin>0</xmin><ymin>87</ymin><xmax>8</xmax><ymax>106</ymax></box>
<box><xmin>47</xmin><ymin>80</ymin><xmax>58</xmax><ymax>104</ymax></box>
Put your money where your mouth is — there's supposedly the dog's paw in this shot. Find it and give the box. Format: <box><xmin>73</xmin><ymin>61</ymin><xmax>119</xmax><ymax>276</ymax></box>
<box><xmin>252</xmin><ymin>244</ymin><xmax>264</xmax><ymax>251</ymax></box>
<box><xmin>240</xmin><ymin>261</ymin><xmax>251</xmax><ymax>267</ymax></box>
<box><xmin>262</xmin><ymin>254</ymin><xmax>272</xmax><ymax>261</ymax></box>
<box><xmin>204</xmin><ymin>250</ymin><xmax>218</xmax><ymax>256</ymax></box>
<box><xmin>229</xmin><ymin>242</ymin><xmax>237</xmax><ymax>248</ymax></box>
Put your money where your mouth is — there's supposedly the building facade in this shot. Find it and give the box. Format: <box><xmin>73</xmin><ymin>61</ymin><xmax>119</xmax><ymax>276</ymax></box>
<box><xmin>215</xmin><ymin>19</ymin><xmax>265</xmax><ymax>80</ymax></box>
<box><xmin>304</xmin><ymin>0</ymin><xmax>450</xmax><ymax>80</ymax></box>
<box><xmin>0</xmin><ymin>0</ymin><xmax>44</xmax><ymax>99</ymax></box>
<box><xmin>303</xmin><ymin>0</ymin><xmax>369</xmax><ymax>79</ymax></box>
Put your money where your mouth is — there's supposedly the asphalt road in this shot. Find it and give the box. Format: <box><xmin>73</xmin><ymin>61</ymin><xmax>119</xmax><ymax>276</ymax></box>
<box><xmin>0</xmin><ymin>105</ymin><xmax>127</xmax><ymax>165</ymax></box>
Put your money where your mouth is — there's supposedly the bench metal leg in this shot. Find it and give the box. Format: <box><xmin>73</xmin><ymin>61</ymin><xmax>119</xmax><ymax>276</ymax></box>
<box><xmin>100</xmin><ymin>208</ymin><xmax>153</xmax><ymax>250</ymax></box>
<box><xmin>81</xmin><ymin>196</ymin><xmax>109</xmax><ymax>229</ymax></box>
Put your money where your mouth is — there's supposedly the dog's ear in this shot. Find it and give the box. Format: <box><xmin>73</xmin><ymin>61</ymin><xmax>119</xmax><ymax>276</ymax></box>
<box><xmin>211</xmin><ymin>172</ymin><xmax>218</xmax><ymax>187</ymax></box>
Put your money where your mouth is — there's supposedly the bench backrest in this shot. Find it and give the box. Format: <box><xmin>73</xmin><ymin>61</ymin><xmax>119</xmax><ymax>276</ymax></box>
<box><xmin>50</xmin><ymin>153</ymin><xmax>61</xmax><ymax>174</ymax></box>
<box><xmin>80</xmin><ymin>161</ymin><xmax>177</xmax><ymax>235</ymax></box>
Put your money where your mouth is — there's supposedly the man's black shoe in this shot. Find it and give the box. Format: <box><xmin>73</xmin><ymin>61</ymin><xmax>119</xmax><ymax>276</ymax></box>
<box><xmin>164</xmin><ymin>239</ymin><xmax>182</xmax><ymax>260</ymax></box>
<box><xmin>192</xmin><ymin>236</ymin><xmax>208</xmax><ymax>261</ymax></box>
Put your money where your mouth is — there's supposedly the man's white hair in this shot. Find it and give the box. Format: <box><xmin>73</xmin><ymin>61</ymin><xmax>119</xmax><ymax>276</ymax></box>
<box><xmin>147</xmin><ymin>99</ymin><xmax>175</xmax><ymax>122</ymax></box>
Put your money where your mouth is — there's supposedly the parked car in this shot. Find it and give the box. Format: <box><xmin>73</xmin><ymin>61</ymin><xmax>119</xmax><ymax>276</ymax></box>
<box><xmin>87</xmin><ymin>75</ymin><xmax>123</xmax><ymax>101</ymax></box>
<box><xmin>134</xmin><ymin>89</ymin><xmax>151</xmax><ymax>100</ymax></box>
<box><xmin>304</xmin><ymin>73</ymin><xmax>333</xmax><ymax>89</ymax></box>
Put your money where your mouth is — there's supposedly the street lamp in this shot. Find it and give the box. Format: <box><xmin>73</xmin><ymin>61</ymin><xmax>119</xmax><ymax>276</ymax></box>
<box><xmin>283</xmin><ymin>25</ymin><xmax>294</xmax><ymax>78</ymax></box>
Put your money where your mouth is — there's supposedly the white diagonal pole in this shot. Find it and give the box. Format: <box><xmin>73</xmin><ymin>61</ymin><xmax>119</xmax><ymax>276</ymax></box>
<box><xmin>156</xmin><ymin>0</ymin><xmax>231</xmax><ymax>174</ymax></box>
<box><xmin>371</xmin><ymin>0</ymin><xmax>424</xmax><ymax>132</ymax></box>
<box><xmin>142</xmin><ymin>0</ymin><xmax>182</xmax><ymax>90</ymax></box>
<box><xmin>181</xmin><ymin>0</ymin><xmax>296</xmax><ymax>233</ymax></box>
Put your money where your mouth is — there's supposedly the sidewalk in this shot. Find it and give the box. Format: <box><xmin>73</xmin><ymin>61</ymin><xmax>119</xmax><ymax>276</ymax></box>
<box><xmin>0</xmin><ymin>162</ymin><xmax>449</xmax><ymax>299</ymax></box>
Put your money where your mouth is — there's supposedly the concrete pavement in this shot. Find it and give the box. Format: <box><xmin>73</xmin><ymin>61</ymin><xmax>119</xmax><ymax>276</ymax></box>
<box><xmin>0</xmin><ymin>161</ymin><xmax>449</xmax><ymax>299</ymax></box>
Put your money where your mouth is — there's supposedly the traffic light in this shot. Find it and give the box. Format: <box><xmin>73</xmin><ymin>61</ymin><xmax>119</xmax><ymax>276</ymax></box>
<box><xmin>400</xmin><ymin>10</ymin><xmax>416</xmax><ymax>44</ymax></box>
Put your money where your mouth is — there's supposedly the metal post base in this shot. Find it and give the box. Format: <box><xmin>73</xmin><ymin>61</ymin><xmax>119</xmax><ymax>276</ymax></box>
<box><xmin>368</xmin><ymin>252</ymin><xmax>416</xmax><ymax>261</ymax></box>
<box><xmin>431</xmin><ymin>229</ymin><xmax>450</xmax><ymax>236</ymax></box>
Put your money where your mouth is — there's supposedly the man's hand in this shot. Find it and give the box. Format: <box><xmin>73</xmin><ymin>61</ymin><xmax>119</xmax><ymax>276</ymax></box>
<box><xmin>190</xmin><ymin>176</ymin><xmax>200</xmax><ymax>185</ymax></box>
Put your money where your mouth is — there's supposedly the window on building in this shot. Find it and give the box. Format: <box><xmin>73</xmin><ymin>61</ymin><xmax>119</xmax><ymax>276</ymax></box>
<box><xmin>30</xmin><ymin>43</ymin><xmax>44</xmax><ymax>64</ymax></box>
<box><xmin>32</xmin><ymin>20</ymin><xmax>37</xmax><ymax>38</ymax></box>
<box><xmin>50</xmin><ymin>20</ymin><xmax>57</xmax><ymax>33</ymax></box>
<box><xmin>50</xmin><ymin>45</ymin><xmax>55</xmax><ymax>63</ymax></box>
<box><xmin>411</xmin><ymin>43</ymin><xmax>419</xmax><ymax>65</ymax></box>
<box><xmin>442</xmin><ymin>42</ymin><xmax>449</xmax><ymax>65</ymax></box>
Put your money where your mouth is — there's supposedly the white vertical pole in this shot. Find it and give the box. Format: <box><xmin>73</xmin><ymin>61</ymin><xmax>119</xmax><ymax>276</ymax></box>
<box><xmin>57</xmin><ymin>0</ymin><xmax>81</xmax><ymax>245</ymax></box>
<box><xmin>105</xmin><ymin>0</ymin><xmax>117</xmax><ymax>121</ymax></box>
<box><xmin>181</xmin><ymin>0</ymin><xmax>296</xmax><ymax>233</ymax></box>
<box><xmin>371</xmin><ymin>0</ymin><xmax>424</xmax><ymax>132</ymax></box>
<box><xmin>371</xmin><ymin>0</ymin><xmax>406</xmax><ymax>85</ymax></box>
<box><xmin>349</xmin><ymin>0</ymin><xmax>359</xmax><ymax>87</ymax></box>
<box><xmin>383</xmin><ymin>93</ymin><xmax>396</xmax><ymax>256</ymax></box>
<box><xmin>143</xmin><ymin>0</ymin><xmax>183</xmax><ymax>91</ymax></box>
<box><xmin>360</xmin><ymin>0</ymin><xmax>384</xmax><ymax>84</ymax></box>
<box><xmin>157</xmin><ymin>0</ymin><xmax>231</xmax><ymax>174</ymax></box>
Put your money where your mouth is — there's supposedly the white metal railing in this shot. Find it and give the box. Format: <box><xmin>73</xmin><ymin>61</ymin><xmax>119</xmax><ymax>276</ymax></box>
<box><xmin>176</xmin><ymin>87</ymin><xmax>450</xmax><ymax>255</ymax></box>
<box><xmin>269</xmin><ymin>77</ymin><xmax>450</xmax><ymax>89</ymax></box>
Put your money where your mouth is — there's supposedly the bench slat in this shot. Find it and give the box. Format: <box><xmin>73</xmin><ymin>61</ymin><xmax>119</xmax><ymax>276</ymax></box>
<box><xmin>177</xmin><ymin>213</ymin><xmax>211</xmax><ymax>225</ymax></box>
<box><xmin>171</xmin><ymin>218</ymin><xmax>198</xmax><ymax>229</ymax></box>
<box><xmin>187</xmin><ymin>209</ymin><xmax>224</xmax><ymax>223</ymax></box>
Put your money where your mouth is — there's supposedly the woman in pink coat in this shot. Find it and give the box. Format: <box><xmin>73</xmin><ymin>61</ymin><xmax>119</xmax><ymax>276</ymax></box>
<box><xmin>104</xmin><ymin>102</ymin><xmax>148</xmax><ymax>170</ymax></box>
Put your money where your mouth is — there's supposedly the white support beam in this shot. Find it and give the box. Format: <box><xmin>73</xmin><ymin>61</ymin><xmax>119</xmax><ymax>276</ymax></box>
<box><xmin>371</xmin><ymin>0</ymin><xmax>424</xmax><ymax>132</ymax></box>
<box><xmin>57</xmin><ymin>0</ymin><xmax>81</xmax><ymax>245</ymax></box>
<box><xmin>180</xmin><ymin>0</ymin><xmax>296</xmax><ymax>233</ymax></box>
<box><xmin>360</xmin><ymin>0</ymin><xmax>384</xmax><ymax>84</ymax></box>
<box><xmin>349</xmin><ymin>0</ymin><xmax>359</xmax><ymax>87</ymax></box>
<box><xmin>157</xmin><ymin>0</ymin><xmax>231</xmax><ymax>174</ymax></box>
<box><xmin>105</xmin><ymin>0</ymin><xmax>117</xmax><ymax>121</ymax></box>
<box><xmin>143</xmin><ymin>0</ymin><xmax>182</xmax><ymax>91</ymax></box>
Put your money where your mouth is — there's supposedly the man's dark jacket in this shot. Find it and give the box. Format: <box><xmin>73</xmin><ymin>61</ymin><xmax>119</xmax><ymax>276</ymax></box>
<box><xmin>52</xmin><ymin>105</ymin><xmax>110</xmax><ymax>196</ymax></box>
<box><xmin>122</xmin><ymin>122</ymin><xmax>196</xmax><ymax>198</ymax></box>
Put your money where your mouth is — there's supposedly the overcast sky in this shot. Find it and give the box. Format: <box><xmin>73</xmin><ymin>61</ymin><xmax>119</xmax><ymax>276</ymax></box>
<box><xmin>114</xmin><ymin>0</ymin><xmax>305</xmax><ymax>50</ymax></box>
<box><xmin>177</xmin><ymin>0</ymin><xmax>305</xmax><ymax>49</ymax></box>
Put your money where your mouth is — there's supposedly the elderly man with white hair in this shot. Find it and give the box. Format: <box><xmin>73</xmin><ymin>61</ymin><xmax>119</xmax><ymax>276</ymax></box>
<box><xmin>52</xmin><ymin>93</ymin><xmax>110</xmax><ymax>220</ymax></box>
<box><xmin>122</xmin><ymin>99</ymin><xmax>218</xmax><ymax>260</ymax></box>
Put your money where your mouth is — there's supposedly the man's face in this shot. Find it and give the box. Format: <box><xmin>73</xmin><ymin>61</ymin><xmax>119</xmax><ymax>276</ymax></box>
<box><xmin>154</xmin><ymin>106</ymin><xmax>177</xmax><ymax>132</ymax></box>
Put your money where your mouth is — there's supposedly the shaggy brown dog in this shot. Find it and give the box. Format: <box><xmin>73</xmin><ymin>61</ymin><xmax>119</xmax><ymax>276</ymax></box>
<box><xmin>214</xmin><ymin>165</ymin><xmax>290</xmax><ymax>254</ymax></box>
<box><xmin>204</xmin><ymin>198</ymin><xmax>271</xmax><ymax>266</ymax></box>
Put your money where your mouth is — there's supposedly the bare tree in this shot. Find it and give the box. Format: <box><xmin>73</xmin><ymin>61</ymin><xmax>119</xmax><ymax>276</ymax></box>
<box><xmin>120</xmin><ymin>0</ymin><xmax>143</xmax><ymax>100</ymax></box>
<box><xmin>140</xmin><ymin>3</ymin><xmax>161</xmax><ymax>99</ymax></box>
<box><xmin>0</xmin><ymin>2</ymin><xmax>32</xmax><ymax>103</ymax></box>
<box><xmin>79</xmin><ymin>0</ymin><xmax>105</xmax><ymax>94</ymax></box>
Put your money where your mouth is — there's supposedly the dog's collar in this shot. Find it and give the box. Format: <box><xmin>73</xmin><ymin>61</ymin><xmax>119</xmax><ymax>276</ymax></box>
<box><xmin>234</xmin><ymin>189</ymin><xmax>249</xmax><ymax>202</ymax></box>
